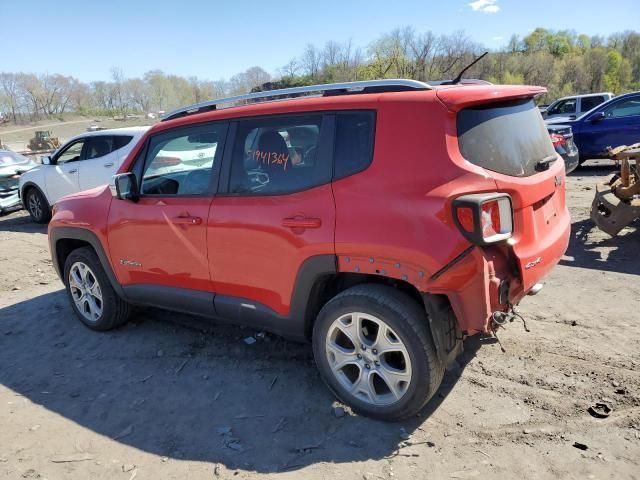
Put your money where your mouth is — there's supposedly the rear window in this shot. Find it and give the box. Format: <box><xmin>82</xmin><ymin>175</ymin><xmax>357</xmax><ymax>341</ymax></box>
<box><xmin>457</xmin><ymin>98</ymin><xmax>556</xmax><ymax>177</ymax></box>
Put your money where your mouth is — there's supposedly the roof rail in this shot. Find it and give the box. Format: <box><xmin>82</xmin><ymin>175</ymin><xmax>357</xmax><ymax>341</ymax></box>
<box><xmin>162</xmin><ymin>79</ymin><xmax>431</xmax><ymax>121</ymax></box>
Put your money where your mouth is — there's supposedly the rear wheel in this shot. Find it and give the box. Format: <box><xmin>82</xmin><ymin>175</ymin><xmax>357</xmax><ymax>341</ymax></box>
<box><xmin>63</xmin><ymin>247</ymin><xmax>131</xmax><ymax>331</ymax></box>
<box><xmin>25</xmin><ymin>187</ymin><xmax>51</xmax><ymax>224</ymax></box>
<box><xmin>312</xmin><ymin>284</ymin><xmax>444</xmax><ymax>421</ymax></box>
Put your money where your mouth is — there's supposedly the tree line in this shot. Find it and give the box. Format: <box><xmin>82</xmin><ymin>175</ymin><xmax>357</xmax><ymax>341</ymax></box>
<box><xmin>1</xmin><ymin>27</ymin><xmax>638</xmax><ymax>123</ymax></box>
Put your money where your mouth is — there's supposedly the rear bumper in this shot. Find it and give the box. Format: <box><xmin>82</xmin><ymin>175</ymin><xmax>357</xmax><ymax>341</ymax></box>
<box><xmin>444</xmin><ymin>208</ymin><xmax>570</xmax><ymax>334</ymax></box>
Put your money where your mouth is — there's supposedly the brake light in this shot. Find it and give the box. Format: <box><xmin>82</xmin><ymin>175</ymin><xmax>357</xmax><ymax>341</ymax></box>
<box><xmin>452</xmin><ymin>193</ymin><xmax>513</xmax><ymax>245</ymax></box>
<box><xmin>550</xmin><ymin>133</ymin><xmax>566</xmax><ymax>148</ymax></box>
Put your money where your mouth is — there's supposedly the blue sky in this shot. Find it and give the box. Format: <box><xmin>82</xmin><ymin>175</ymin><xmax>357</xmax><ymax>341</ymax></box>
<box><xmin>2</xmin><ymin>0</ymin><xmax>639</xmax><ymax>82</ymax></box>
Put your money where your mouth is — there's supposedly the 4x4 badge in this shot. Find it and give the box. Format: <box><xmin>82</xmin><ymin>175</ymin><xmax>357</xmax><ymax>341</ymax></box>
<box><xmin>555</xmin><ymin>175</ymin><xmax>562</xmax><ymax>187</ymax></box>
<box><xmin>525</xmin><ymin>257</ymin><xmax>542</xmax><ymax>269</ymax></box>
<box><xmin>120</xmin><ymin>259</ymin><xmax>142</xmax><ymax>267</ymax></box>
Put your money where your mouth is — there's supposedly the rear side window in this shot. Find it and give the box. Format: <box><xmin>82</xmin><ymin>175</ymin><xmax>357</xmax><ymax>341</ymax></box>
<box><xmin>86</xmin><ymin>136</ymin><xmax>114</xmax><ymax>159</ymax></box>
<box><xmin>581</xmin><ymin>96</ymin><xmax>605</xmax><ymax>112</ymax></box>
<box><xmin>457</xmin><ymin>99</ymin><xmax>556</xmax><ymax>177</ymax></box>
<box><xmin>113</xmin><ymin>135</ymin><xmax>134</xmax><ymax>150</ymax></box>
<box><xmin>333</xmin><ymin>111</ymin><xmax>375</xmax><ymax>179</ymax></box>
<box><xmin>229</xmin><ymin>114</ymin><xmax>330</xmax><ymax>195</ymax></box>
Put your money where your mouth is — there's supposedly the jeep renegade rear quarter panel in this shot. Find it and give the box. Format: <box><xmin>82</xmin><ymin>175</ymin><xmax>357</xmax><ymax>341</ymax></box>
<box><xmin>332</xmin><ymin>93</ymin><xmax>502</xmax><ymax>333</ymax></box>
<box><xmin>440</xmin><ymin>88</ymin><xmax>570</xmax><ymax>300</ymax></box>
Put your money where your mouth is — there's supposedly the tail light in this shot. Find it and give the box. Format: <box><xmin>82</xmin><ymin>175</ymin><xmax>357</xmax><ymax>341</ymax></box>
<box><xmin>453</xmin><ymin>193</ymin><xmax>513</xmax><ymax>245</ymax></box>
<box><xmin>550</xmin><ymin>133</ymin><xmax>566</xmax><ymax>148</ymax></box>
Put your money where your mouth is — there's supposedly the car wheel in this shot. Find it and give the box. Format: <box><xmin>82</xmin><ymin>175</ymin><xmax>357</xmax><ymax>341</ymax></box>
<box><xmin>25</xmin><ymin>188</ymin><xmax>51</xmax><ymax>224</ymax></box>
<box><xmin>63</xmin><ymin>247</ymin><xmax>131</xmax><ymax>331</ymax></box>
<box><xmin>313</xmin><ymin>284</ymin><xmax>444</xmax><ymax>421</ymax></box>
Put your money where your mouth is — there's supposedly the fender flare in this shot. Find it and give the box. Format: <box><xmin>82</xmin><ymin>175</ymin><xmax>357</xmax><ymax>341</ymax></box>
<box><xmin>49</xmin><ymin>226</ymin><xmax>126</xmax><ymax>298</ymax></box>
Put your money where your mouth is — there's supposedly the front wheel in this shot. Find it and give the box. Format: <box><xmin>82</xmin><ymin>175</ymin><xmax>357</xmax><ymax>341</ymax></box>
<box><xmin>312</xmin><ymin>284</ymin><xmax>444</xmax><ymax>421</ymax></box>
<box><xmin>25</xmin><ymin>187</ymin><xmax>51</xmax><ymax>223</ymax></box>
<box><xmin>64</xmin><ymin>247</ymin><xmax>131</xmax><ymax>331</ymax></box>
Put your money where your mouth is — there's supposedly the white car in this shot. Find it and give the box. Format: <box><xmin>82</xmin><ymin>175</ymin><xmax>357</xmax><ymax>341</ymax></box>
<box><xmin>19</xmin><ymin>126</ymin><xmax>150</xmax><ymax>223</ymax></box>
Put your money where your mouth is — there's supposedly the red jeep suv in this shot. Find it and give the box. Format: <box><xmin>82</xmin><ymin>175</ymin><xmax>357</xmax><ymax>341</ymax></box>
<box><xmin>48</xmin><ymin>80</ymin><xmax>570</xmax><ymax>420</ymax></box>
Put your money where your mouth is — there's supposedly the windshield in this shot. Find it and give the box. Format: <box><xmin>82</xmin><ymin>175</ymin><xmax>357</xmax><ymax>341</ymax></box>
<box><xmin>0</xmin><ymin>151</ymin><xmax>31</xmax><ymax>167</ymax></box>
<box><xmin>457</xmin><ymin>98</ymin><xmax>556</xmax><ymax>177</ymax></box>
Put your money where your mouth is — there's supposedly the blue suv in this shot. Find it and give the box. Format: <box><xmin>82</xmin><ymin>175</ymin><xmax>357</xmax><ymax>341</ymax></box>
<box><xmin>546</xmin><ymin>91</ymin><xmax>640</xmax><ymax>165</ymax></box>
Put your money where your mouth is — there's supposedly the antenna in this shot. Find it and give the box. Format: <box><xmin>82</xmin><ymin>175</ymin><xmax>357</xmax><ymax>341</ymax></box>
<box><xmin>442</xmin><ymin>52</ymin><xmax>489</xmax><ymax>85</ymax></box>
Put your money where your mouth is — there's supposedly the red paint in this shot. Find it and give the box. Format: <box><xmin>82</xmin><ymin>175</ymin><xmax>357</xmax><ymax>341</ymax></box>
<box><xmin>50</xmin><ymin>84</ymin><xmax>570</xmax><ymax>335</ymax></box>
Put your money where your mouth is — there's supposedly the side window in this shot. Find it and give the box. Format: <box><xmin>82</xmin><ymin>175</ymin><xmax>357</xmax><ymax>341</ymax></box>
<box><xmin>552</xmin><ymin>99</ymin><xmax>576</xmax><ymax>115</ymax></box>
<box><xmin>56</xmin><ymin>140</ymin><xmax>85</xmax><ymax>164</ymax></box>
<box><xmin>140</xmin><ymin>123</ymin><xmax>227</xmax><ymax>196</ymax></box>
<box><xmin>604</xmin><ymin>97</ymin><xmax>640</xmax><ymax>118</ymax></box>
<box><xmin>113</xmin><ymin>135</ymin><xmax>134</xmax><ymax>151</ymax></box>
<box><xmin>580</xmin><ymin>96</ymin><xmax>605</xmax><ymax>112</ymax></box>
<box><xmin>86</xmin><ymin>136</ymin><xmax>114</xmax><ymax>159</ymax></box>
<box><xmin>229</xmin><ymin>114</ymin><xmax>328</xmax><ymax>195</ymax></box>
<box><xmin>333</xmin><ymin>111</ymin><xmax>375</xmax><ymax>179</ymax></box>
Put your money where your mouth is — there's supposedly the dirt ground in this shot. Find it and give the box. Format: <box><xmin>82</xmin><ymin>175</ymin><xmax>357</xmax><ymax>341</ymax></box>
<box><xmin>0</xmin><ymin>160</ymin><xmax>639</xmax><ymax>480</ymax></box>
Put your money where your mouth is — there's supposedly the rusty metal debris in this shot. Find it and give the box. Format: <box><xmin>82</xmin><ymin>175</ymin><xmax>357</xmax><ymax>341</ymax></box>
<box><xmin>590</xmin><ymin>143</ymin><xmax>640</xmax><ymax>236</ymax></box>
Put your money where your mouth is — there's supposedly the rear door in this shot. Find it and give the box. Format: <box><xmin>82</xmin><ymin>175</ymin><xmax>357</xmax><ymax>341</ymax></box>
<box><xmin>107</xmin><ymin>122</ymin><xmax>227</xmax><ymax>296</ymax></box>
<box><xmin>45</xmin><ymin>138</ymin><xmax>85</xmax><ymax>203</ymax></box>
<box><xmin>80</xmin><ymin>135</ymin><xmax>118</xmax><ymax>190</ymax></box>
<box><xmin>208</xmin><ymin>113</ymin><xmax>335</xmax><ymax>318</ymax></box>
<box><xmin>577</xmin><ymin>95</ymin><xmax>640</xmax><ymax>157</ymax></box>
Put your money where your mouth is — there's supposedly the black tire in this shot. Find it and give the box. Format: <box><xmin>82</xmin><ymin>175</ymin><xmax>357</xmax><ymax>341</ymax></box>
<box><xmin>63</xmin><ymin>246</ymin><xmax>131</xmax><ymax>331</ymax></box>
<box><xmin>312</xmin><ymin>284</ymin><xmax>444</xmax><ymax>421</ymax></box>
<box><xmin>25</xmin><ymin>187</ymin><xmax>51</xmax><ymax>224</ymax></box>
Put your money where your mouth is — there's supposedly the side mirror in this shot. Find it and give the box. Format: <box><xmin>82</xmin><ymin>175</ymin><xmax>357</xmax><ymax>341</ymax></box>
<box><xmin>590</xmin><ymin>111</ymin><xmax>606</xmax><ymax>122</ymax></box>
<box><xmin>40</xmin><ymin>155</ymin><xmax>51</xmax><ymax>165</ymax></box>
<box><xmin>109</xmin><ymin>172</ymin><xmax>139</xmax><ymax>201</ymax></box>
<box><xmin>568</xmin><ymin>115</ymin><xmax>577</xmax><ymax>120</ymax></box>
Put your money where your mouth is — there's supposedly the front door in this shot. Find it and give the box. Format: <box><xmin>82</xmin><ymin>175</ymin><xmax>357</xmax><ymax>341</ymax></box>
<box><xmin>107</xmin><ymin>122</ymin><xmax>228</xmax><ymax>295</ymax></box>
<box><xmin>208</xmin><ymin>114</ymin><xmax>336</xmax><ymax>317</ymax></box>
<box><xmin>45</xmin><ymin>138</ymin><xmax>84</xmax><ymax>203</ymax></box>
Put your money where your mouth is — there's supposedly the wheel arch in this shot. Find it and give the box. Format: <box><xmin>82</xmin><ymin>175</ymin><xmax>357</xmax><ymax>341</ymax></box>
<box><xmin>21</xmin><ymin>181</ymin><xmax>50</xmax><ymax>207</ymax></box>
<box><xmin>49</xmin><ymin>227</ymin><xmax>125</xmax><ymax>298</ymax></box>
<box><xmin>298</xmin><ymin>262</ymin><xmax>462</xmax><ymax>364</ymax></box>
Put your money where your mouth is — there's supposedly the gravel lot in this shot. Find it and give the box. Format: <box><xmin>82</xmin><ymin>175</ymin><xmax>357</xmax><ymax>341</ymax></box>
<box><xmin>0</xmin><ymin>161</ymin><xmax>639</xmax><ymax>480</ymax></box>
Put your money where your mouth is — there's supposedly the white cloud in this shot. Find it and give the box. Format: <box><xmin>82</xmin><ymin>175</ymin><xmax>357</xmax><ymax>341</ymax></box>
<box><xmin>468</xmin><ymin>0</ymin><xmax>501</xmax><ymax>13</ymax></box>
<box><xmin>492</xmin><ymin>36</ymin><xmax>504</xmax><ymax>42</ymax></box>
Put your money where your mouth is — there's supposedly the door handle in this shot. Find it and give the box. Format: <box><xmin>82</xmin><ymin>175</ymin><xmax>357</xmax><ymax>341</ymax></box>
<box><xmin>172</xmin><ymin>216</ymin><xmax>202</xmax><ymax>225</ymax></box>
<box><xmin>282</xmin><ymin>216</ymin><xmax>322</xmax><ymax>229</ymax></box>
<box><xmin>104</xmin><ymin>162</ymin><xmax>114</xmax><ymax>168</ymax></box>
<box><xmin>68</xmin><ymin>168</ymin><xmax>78</xmax><ymax>174</ymax></box>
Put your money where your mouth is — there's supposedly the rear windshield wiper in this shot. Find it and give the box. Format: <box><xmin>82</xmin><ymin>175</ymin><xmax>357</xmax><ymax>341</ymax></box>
<box><xmin>535</xmin><ymin>154</ymin><xmax>557</xmax><ymax>171</ymax></box>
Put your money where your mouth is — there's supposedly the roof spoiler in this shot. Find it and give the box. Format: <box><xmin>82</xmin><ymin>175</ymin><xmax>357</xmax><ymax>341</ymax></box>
<box><xmin>436</xmin><ymin>85</ymin><xmax>547</xmax><ymax>112</ymax></box>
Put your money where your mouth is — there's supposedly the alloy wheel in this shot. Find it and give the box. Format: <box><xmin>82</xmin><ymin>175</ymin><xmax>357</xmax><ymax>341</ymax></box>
<box><xmin>68</xmin><ymin>261</ymin><xmax>103</xmax><ymax>322</ymax></box>
<box><xmin>28</xmin><ymin>192</ymin><xmax>42</xmax><ymax>219</ymax></box>
<box><xmin>325</xmin><ymin>312</ymin><xmax>412</xmax><ymax>406</ymax></box>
